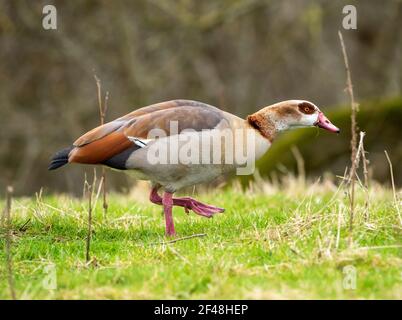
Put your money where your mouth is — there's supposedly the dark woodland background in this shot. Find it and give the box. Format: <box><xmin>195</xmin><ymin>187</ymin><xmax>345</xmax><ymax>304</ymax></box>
<box><xmin>0</xmin><ymin>0</ymin><xmax>401</xmax><ymax>195</ymax></box>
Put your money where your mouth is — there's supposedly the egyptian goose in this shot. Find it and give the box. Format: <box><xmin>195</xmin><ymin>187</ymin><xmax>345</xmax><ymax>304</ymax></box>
<box><xmin>49</xmin><ymin>99</ymin><xmax>339</xmax><ymax>236</ymax></box>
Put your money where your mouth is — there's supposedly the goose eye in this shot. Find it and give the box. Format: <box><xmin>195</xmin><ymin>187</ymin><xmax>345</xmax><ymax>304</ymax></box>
<box><xmin>298</xmin><ymin>102</ymin><xmax>315</xmax><ymax>115</ymax></box>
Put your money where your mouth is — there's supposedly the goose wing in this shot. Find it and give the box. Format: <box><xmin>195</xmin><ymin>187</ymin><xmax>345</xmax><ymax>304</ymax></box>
<box><xmin>68</xmin><ymin>100</ymin><xmax>229</xmax><ymax>165</ymax></box>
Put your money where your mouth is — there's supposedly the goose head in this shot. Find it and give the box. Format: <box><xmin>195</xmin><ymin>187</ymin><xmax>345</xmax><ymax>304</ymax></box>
<box><xmin>247</xmin><ymin>100</ymin><xmax>340</xmax><ymax>140</ymax></box>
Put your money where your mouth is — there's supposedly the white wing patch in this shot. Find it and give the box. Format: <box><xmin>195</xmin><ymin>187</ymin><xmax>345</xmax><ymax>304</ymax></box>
<box><xmin>127</xmin><ymin>136</ymin><xmax>151</xmax><ymax>148</ymax></box>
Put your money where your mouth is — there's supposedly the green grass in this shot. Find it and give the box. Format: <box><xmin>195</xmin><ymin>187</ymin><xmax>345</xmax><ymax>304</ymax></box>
<box><xmin>0</xmin><ymin>180</ymin><xmax>401</xmax><ymax>299</ymax></box>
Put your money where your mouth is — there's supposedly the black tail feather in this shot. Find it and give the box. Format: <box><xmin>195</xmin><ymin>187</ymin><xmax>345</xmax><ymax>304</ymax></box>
<box><xmin>48</xmin><ymin>146</ymin><xmax>74</xmax><ymax>170</ymax></box>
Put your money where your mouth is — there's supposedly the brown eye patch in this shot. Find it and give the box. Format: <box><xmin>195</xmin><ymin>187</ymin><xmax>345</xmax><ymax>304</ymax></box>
<box><xmin>298</xmin><ymin>102</ymin><xmax>316</xmax><ymax>115</ymax></box>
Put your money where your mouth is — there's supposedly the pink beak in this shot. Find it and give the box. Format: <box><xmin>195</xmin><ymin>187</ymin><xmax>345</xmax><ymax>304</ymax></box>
<box><xmin>314</xmin><ymin>112</ymin><xmax>340</xmax><ymax>133</ymax></box>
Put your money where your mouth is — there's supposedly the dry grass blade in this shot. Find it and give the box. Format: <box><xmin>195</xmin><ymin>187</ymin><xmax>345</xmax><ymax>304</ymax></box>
<box><xmin>360</xmin><ymin>132</ymin><xmax>370</xmax><ymax>220</ymax></box>
<box><xmin>384</xmin><ymin>150</ymin><xmax>402</xmax><ymax>226</ymax></box>
<box><xmin>94</xmin><ymin>175</ymin><xmax>104</xmax><ymax>209</ymax></box>
<box><xmin>335</xmin><ymin>202</ymin><xmax>344</xmax><ymax>249</ymax></box>
<box><xmin>291</xmin><ymin>145</ymin><xmax>305</xmax><ymax>185</ymax></box>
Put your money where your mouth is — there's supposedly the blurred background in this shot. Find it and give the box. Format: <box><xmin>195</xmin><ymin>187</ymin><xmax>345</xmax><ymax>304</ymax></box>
<box><xmin>0</xmin><ymin>0</ymin><xmax>401</xmax><ymax>195</ymax></box>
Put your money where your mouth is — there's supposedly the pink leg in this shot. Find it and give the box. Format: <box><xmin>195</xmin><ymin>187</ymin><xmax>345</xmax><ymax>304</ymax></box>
<box><xmin>162</xmin><ymin>192</ymin><xmax>175</xmax><ymax>236</ymax></box>
<box><xmin>149</xmin><ymin>186</ymin><xmax>162</xmax><ymax>204</ymax></box>
<box><xmin>172</xmin><ymin>197</ymin><xmax>224</xmax><ymax>217</ymax></box>
<box><xmin>149</xmin><ymin>186</ymin><xmax>224</xmax><ymax>222</ymax></box>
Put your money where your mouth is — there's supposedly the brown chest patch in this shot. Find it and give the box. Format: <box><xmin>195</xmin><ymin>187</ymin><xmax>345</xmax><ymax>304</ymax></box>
<box><xmin>247</xmin><ymin>113</ymin><xmax>275</xmax><ymax>142</ymax></box>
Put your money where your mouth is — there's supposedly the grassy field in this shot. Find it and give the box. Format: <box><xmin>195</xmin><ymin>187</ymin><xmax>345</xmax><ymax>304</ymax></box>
<box><xmin>0</xmin><ymin>178</ymin><xmax>401</xmax><ymax>299</ymax></box>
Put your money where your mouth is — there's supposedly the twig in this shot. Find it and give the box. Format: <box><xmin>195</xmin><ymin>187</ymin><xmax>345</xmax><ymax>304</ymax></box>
<box><xmin>152</xmin><ymin>233</ymin><xmax>207</xmax><ymax>245</ymax></box>
<box><xmin>4</xmin><ymin>186</ymin><xmax>17</xmax><ymax>300</ymax></box>
<box><xmin>101</xmin><ymin>92</ymin><xmax>109</xmax><ymax>218</ymax></box>
<box><xmin>339</xmin><ymin>31</ymin><xmax>359</xmax><ymax>247</ymax></box>
<box><xmin>85</xmin><ymin>170</ymin><xmax>96</xmax><ymax>262</ymax></box>
<box><xmin>384</xmin><ymin>150</ymin><xmax>402</xmax><ymax>226</ymax></box>
<box><xmin>94</xmin><ymin>74</ymin><xmax>109</xmax><ymax>218</ymax></box>
<box><xmin>101</xmin><ymin>167</ymin><xmax>108</xmax><ymax>219</ymax></box>
<box><xmin>18</xmin><ymin>218</ymin><xmax>31</xmax><ymax>232</ymax></box>
<box><xmin>360</xmin><ymin>133</ymin><xmax>370</xmax><ymax>221</ymax></box>
<box><xmin>94</xmin><ymin>75</ymin><xmax>103</xmax><ymax>123</ymax></box>
<box><xmin>84</xmin><ymin>179</ymin><xmax>91</xmax><ymax>262</ymax></box>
